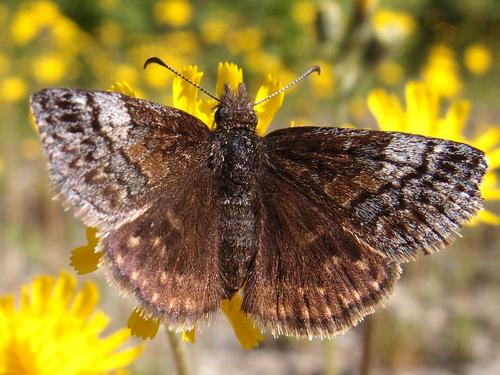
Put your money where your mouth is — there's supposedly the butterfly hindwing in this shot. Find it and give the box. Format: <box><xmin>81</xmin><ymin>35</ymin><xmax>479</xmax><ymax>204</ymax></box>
<box><xmin>101</xmin><ymin>165</ymin><xmax>223</xmax><ymax>329</ymax></box>
<box><xmin>242</xmin><ymin>165</ymin><xmax>402</xmax><ymax>337</ymax></box>
<box><xmin>263</xmin><ymin>127</ymin><xmax>487</xmax><ymax>263</ymax></box>
<box><xmin>31</xmin><ymin>88</ymin><xmax>211</xmax><ymax>229</ymax></box>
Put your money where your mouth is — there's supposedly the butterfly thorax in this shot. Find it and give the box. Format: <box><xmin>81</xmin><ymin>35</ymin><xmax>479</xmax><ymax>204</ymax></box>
<box><xmin>210</xmin><ymin>84</ymin><xmax>262</xmax><ymax>297</ymax></box>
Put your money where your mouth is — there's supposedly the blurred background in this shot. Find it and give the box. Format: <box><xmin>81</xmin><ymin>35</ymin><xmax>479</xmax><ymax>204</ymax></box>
<box><xmin>0</xmin><ymin>0</ymin><xmax>499</xmax><ymax>374</ymax></box>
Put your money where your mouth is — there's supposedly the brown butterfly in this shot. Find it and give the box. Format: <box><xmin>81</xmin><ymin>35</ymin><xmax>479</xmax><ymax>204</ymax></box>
<box><xmin>30</xmin><ymin>58</ymin><xmax>487</xmax><ymax>338</ymax></box>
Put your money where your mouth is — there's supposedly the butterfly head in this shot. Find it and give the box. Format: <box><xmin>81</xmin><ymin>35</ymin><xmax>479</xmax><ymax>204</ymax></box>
<box><xmin>214</xmin><ymin>83</ymin><xmax>258</xmax><ymax>132</ymax></box>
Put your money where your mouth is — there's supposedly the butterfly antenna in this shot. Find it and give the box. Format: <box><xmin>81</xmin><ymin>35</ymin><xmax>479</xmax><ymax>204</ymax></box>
<box><xmin>253</xmin><ymin>65</ymin><xmax>321</xmax><ymax>106</ymax></box>
<box><xmin>144</xmin><ymin>56</ymin><xmax>220</xmax><ymax>102</ymax></box>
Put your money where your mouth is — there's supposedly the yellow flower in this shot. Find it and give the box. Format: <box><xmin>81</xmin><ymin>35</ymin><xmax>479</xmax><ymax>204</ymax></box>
<box><xmin>464</xmin><ymin>43</ymin><xmax>492</xmax><ymax>76</ymax></box>
<box><xmin>32</xmin><ymin>55</ymin><xmax>67</xmax><ymax>85</ymax></box>
<box><xmin>71</xmin><ymin>227</ymin><xmax>103</xmax><ymax>275</ymax></box>
<box><xmin>0</xmin><ymin>272</ymin><xmax>143</xmax><ymax>374</ymax></box>
<box><xmin>153</xmin><ymin>0</ymin><xmax>193</xmax><ymax>28</ymax></box>
<box><xmin>0</xmin><ymin>76</ymin><xmax>27</xmax><ymax>103</ymax></box>
<box><xmin>368</xmin><ymin>81</ymin><xmax>500</xmax><ymax>224</ymax></box>
<box><xmin>226</xmin><ymin>27</ymin><xmax>263</xmax><ymax>55</ymax></box>
<box><xmin>421</xmin><ymin>45</ymin><xmax>462</xmax><ymax>98</ymax></box>
<box><xmin>200</xmin><ymin>18</ymin><xmax>229</xmax><ymax>45</ymax></box>
<box><xmin>291</xmin><ymin>1</ymin><xmax>317</xmax><ymax>28</ymax></box>
<box><xmin>10</xmin><ymin>8</ymin><xmax>41</xmax><ymax>45</ymax></box>
<box><xmin>372</xmin><ymin>9</ymin><xmax>416</xmax><ymax>44</ymax></box>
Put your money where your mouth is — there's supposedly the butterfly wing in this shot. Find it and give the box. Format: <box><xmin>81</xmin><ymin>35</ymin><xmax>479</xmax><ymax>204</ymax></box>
<box><xmin>262</xmin><ymin>127</ymin><xmax>486</xmax><ymax>263</ymax></box>
<box><xmin>31</xmin><ymin>88</ymin><xmax>222</xmax><ymax>327</ymax></box>
<box><xmin>101</xmin><ymin>165</ymin><xmax>223</xmax><ymax>329</ymax></box>
<box><xmin>242</xmin><ymin>126</ymin><xmax>486</xmax><ymax>337</ymax></box>
<box><xmin>243</xmin><ymin>164</ymin><xmax>402</xmax><ymax>337</ymax></box>
<box><xmin>31</xmin><ymin>88</ymin><xmax>211</xmax><ymax>229</ymax></box>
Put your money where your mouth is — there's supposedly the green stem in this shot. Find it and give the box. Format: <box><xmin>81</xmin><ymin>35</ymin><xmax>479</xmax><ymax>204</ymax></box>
<box><xmin>360</xmin><ymin>315</ymin><xmax>375</xmax><ymax>375</ymax></box>
<box><xmin>166</xmin><ymin>330</ymin><xmax>189</xmax><ymax>375</ymax></box>
<box><xmin>324</xmin><ymin>339</ymin><xmax>337</xmax><ymax>375</ymax></box>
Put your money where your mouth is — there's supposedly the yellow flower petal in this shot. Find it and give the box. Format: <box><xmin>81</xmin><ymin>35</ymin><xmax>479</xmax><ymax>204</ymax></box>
<box><xmin>221</xmin><ymin>294</ymin><xmax>264</xmax><ymax>350</ymax></box>
<box><xmin>254</xmin><ymin>74</ymin><xmax>284</xmax><ymax>136</ymax></box>
<box><xmin>367</xmin><ymin>89</ymin><xmax>405</xmax><ymax>132</ymax></box>
<box><xmin>215</xmin><ymin>62</ymin><xmax>243</xmax><ymax>96</ymax></box>
<box><xmin>110</xmin><ymin>81</ymin><xmax>136</xmax><ymax>97</ymax></box>
<box><xmin>436</xmin><ymin>100</ymin><xmax>470</xmax><ymax>141</ymax></box>
<box><xmin>421</xmin><ymin>45</ymin><xmax>462</xmax><ymax>98</ymax></box>
<box><xmin>405</xmin><ymin>81</ymin><xmax>438</xmax><ymax>136</ymax></box>
<box><xmin>127</xmin><ymin>308</ymin><xmax>160</xmax><ymax>340</ymax></box>
<box><xmin>472</xmin><ymin>209</ymin><xmax>500</xmax><ymax>225</ymax></box>
<box><xmin>472</xmin><ymin>128</ymin><xmax>500</xmax><ymax>153</ymax></box>
<box><xmin>0</xmin><ymin>272</ymin><xmax>142</xmax><ymax>374</ymax></box>
<box><xmin>172</xmin><ymin>65</ymin><xmax>203</xmax><ymax>115</ymax></box>
<box><xmin>70</xmin><ymin>227</ymin><xmax>103</xmax><ymax>275</ymax></box>
<box><xmin>486</xmin><ymin>148</ymin><xmax>500</xmax><ymax>170</ymax></box>
<box><xmin>181</xmin><ymin>329</ymin><xmax>196</xmax><ymax>343</ymax></box>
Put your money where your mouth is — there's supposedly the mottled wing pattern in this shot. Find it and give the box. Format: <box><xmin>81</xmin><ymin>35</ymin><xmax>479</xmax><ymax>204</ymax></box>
<box><xmin>31</xmin><ymin>88</ymin><xmax>211</xmax><ymax>229</ymax></box>
<box><xmin>242</xmin><ymin>126</ymin><xmax>486</xmax><ymax>337</ymax></box>
<box><xmin>31</xmin><ymin>88</ymin><xmax>222</xmax><ymax>327</ymax></box>
<box><xmin>100</xmin><ymin>166</ymin><xmax>223</xmax><ymax>329</ymax></box>
<box><xmin>263</xmin><ymin>127</ymin><xmax>487</xmax><ymax>263</ymax></box>
<box><xmin>243</xmin><ymin>166</ymin><xmax>401</xmax><ymax>337</ymax></box>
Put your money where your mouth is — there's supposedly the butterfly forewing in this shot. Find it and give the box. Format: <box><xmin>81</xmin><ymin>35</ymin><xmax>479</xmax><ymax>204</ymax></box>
<box><xmin>263</xmin><ymin>127</ymin><xmax>487</xmax><ymax>263</ymax></box>
<box><xmin>31</xmin><ymin>89</ymin><xmax>211</xmax><ymax>229</ymax></box>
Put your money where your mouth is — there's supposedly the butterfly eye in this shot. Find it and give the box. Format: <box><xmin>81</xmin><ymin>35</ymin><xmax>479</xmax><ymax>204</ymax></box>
<box><xmin>214</xmin><ymin>107</ymin><xmax>221</xmax><ymax>123</ymax></box>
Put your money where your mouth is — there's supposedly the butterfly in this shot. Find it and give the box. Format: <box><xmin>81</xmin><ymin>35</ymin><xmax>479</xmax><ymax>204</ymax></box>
<box><xmin>30</xmin><ymin>58</ymin><xmax>487</xmax><ymax>338</ymax></box>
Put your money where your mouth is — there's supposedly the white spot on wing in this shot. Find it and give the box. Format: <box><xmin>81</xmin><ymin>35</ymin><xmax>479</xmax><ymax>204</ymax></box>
<box><xmin>94</xmin><ymin>92</ymin><xmax>132</xmax><ymax>142</ymax></box>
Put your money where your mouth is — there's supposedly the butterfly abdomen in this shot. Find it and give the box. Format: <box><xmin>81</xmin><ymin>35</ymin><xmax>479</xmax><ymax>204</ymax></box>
<box><xmin>211</xmin><ymin>128</ymin><xmax>262</xmax><ymax>297</ymax></box>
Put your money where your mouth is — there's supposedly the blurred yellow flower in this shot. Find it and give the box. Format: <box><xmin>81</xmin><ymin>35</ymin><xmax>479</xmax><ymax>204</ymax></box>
<box><xmin>51</xmin><ymin>17</ymin><xmax>85</xmax><ymax>51</ymax></box>
<box><xmin>244</xmin><ymin>50</ymin><xmax>283</xmax><ymax>76</ymax></box>
<box><xmin>99</xmin><ymin>20</ymin><xmax>123</xmax><ymax>46</ymax></box>
<box><xmin>421</xmin><ymin>45</ymin><xmax>462</xmax><ymax>98</ymax></box>
<box><xmin>0</xmin><ymin>76</ymin><xmax>27</xmax><ymax>103</ymax></box>
<box><xmin>464</xmin><ymin>43</ymin><xmax>492</xmax><ymax>76</ymax></box>
<box><xmin>310</xmin><ymin>60</ymin><xmax>335</xmax><ymax>98</ymax></box>
<box><xmin>291</xmin><ymin>0</ymin><xmax>317</xmax><ymax>28</ymax></box>
<box><xmin>0</xmin><ymin>272</ymin><xmax>143</xmax><ymax>374</ymax></box>
<box><xmin>9</xmin><ymin>1</ymin><xmax>62</xmax><ymax>45</ymax></box>
<box><xmin>153</xmin><ymin>0</ymin><xmax>193</xmax><ymax>28</ymax></box>
<box><xmin>32</xmin><ymin>55</ymin><xmax>67</xmax><ymax>85</ymax></box>
<box><xmin>164</xmin><ymin>31</ymin><xmax>199</xmax><ymax>56</ymax></box>
<box><xmin>200</xmin><ymin>18</ymin><xmax>229</xmax><ymax>45</ymax></box>
<box><xmin>32</xmin><ymin>1</ymin><xmax>61</xmax><ymax>26</ymax></box>
<box><xmin>368</xmin><ymin>81</ymin><xmax>500</xmax><ymax>224</ymax></box>
<box><xmin>372</xmin><ymin>9</ymin><xmax>416</xmax><ymax>44</ymax></box>
<box><xmin>10</xmin><ymin>8</ymin><xmax>40</xmax><ymax>45</ymax></box>
<box><xmin>226</xmin><ymin>27</ymin><xmax>263</xmax><ymax>55</ymax></box>
<box><xmin>376</xmin><ymin>60</ymin><xmax>405</xmax><ymax>86</ymax></box>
